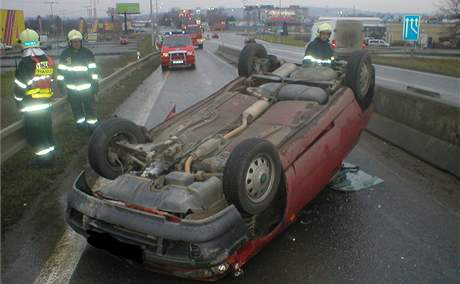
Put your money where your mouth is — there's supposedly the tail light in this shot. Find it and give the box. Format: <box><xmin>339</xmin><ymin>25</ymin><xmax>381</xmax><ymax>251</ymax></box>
<box><xmin>331</xmin><ymin>39</ymin><xmax>337</xmax><ymax>49</ymax></box>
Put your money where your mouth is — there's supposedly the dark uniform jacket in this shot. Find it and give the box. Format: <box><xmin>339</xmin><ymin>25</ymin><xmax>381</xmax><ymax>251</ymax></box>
<box><xmin>305</xmin><ymin>37</ymin><xmax>334</xmax><ymax>60</ymax></box>
<box><xmin>14</xmin><ymin>51</ymin><xmax>54</xmax><ymax>107</ymax></box>
<box><xmin>57</xmin><ymin>47</ymin><xmax>98</xmax><ymax>93</ymax></box>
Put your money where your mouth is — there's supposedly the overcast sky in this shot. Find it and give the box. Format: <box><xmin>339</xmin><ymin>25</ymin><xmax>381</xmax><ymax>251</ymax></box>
<box><xmin>1</xmin><ymin>0</ymin><xmax>439</xmax><ymax>18</ymax></box>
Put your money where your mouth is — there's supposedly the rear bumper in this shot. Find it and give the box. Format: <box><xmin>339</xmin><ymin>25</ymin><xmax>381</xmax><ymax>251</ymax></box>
<box><xmin>66</xmin><ymin>171</ymin><xmax>248</xmax><ymax>280</ymax></box>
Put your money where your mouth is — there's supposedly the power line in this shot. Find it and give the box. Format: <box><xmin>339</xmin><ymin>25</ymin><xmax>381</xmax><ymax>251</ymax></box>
<box><xmin>44</xmin><ymin>1</ymin><xmax>58</xmax><ymax>17</ymax></box>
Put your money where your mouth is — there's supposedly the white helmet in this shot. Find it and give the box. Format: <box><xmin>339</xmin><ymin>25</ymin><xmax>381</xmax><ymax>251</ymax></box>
<box><xmin>68</xmin><ymin>29</ymin><xmax>83</xmax><ymax>41</ymax></box>
<box><xmin>19</xmin><ymin>29</ymin><xmax>40</xmax><ymax>48</ymax></box>
<box><xmin>318</xmin><ymin>23</ymin><xmax>332</xmax><ymax>33</ymax></box>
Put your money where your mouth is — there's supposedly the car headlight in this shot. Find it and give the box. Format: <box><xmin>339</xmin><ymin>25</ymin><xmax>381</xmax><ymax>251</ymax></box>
<box><xmin>162</xmin><ymin>52</ymin><xmax>169</xmax><ymax>57</ymax></box>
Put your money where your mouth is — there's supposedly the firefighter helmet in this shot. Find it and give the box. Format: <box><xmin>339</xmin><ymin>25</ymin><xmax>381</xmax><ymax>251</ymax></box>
<box><xmin>19</xmin><ymin>29</ymin><xmax>40</xmax><ymax>48</ymax></box>
<box><xmin>68</xmin><ymin>30</ymin><xmax>83</xmax><ymax>41</ymax></box>
<box><xmin>318</xmin><ymin>23</ymin><xmax>332</xmax><ymax>33</ymax></box>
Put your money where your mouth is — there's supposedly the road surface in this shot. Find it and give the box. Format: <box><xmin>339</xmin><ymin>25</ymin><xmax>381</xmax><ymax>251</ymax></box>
<box><xmin>212</xmin><ymin>33</ymin><xmax>460</xmax><ymax>107</ymax></box>
<box><xmin>2</xmin><ymin>39</ymin><xmax>459</xmax><ymax>284</ymax></box>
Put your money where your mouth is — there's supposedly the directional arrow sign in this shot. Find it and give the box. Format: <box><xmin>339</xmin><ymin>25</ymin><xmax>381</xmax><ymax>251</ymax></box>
<box><xmin>403</xmin><ymin>15</ymin><xmax>421</xmax><ymax>41</ymax></box>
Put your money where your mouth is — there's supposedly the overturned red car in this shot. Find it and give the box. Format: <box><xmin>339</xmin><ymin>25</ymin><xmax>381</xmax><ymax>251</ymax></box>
<box><xmin>66</xmin><ymin>43</ymin><xmax>375</xmax><ymax>280</ymax></box>
<box><xmin>160</xmin><ymin>32</ymin><xmax>196</xmax><ymax>71</ymax></box>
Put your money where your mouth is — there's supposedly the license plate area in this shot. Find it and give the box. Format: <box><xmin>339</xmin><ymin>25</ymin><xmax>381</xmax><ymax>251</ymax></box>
<box><xmin>87</xmin><ymin>231</ymin><xmax>144</xmax><ymax>263</ymax></box>
<box><xmin>171</xmin><ymin>53</ymin><xmax>186</xmax><ymax>64</ymax></box>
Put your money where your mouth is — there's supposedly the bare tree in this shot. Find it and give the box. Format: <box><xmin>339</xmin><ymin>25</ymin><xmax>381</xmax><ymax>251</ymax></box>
<box><xmin>437</xmin><ymin>0</ymin><xmax>460</xmax><ymax>19</ymax></box>
<box><xmin>437</xmin><ymin>0</ymin><xmax>460</xmax><ymax>47</ymax></box>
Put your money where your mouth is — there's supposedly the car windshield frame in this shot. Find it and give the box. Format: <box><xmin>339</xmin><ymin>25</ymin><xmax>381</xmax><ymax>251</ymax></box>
<box><xmin>163</xmin><ymin>36</ymin><xmax>193</xmax><ymax>47</ymax></box>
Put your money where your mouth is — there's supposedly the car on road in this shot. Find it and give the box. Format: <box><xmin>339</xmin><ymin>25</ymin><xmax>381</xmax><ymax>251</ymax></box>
<box><xmin>66</xmin><ymin>42</ymin><xmax>375</xmax><ymax>281</ymax></box>
<box><xmin>159</xmin><ymin>34</ymin><xmax>196</xmax><ymax>71</ymax></box>
<box><xmin>212</xmin><ymin>32</ymin><xmax>219</xmax><ymax>39</ymax></box>
<box><xmin>185</xmin><ymin>24</ymin><xmax>205</xmax><ymax>49</ymax></box>
<box><xmin>367</xmin><ymin>39</ymin><xmax>390</xmax><ymax>48</ymax></box>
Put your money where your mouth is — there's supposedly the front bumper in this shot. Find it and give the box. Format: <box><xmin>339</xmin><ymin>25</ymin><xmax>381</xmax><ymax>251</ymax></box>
<box><xmin>66</xmin><ymin>171</ymin><xmax>248</xmax><ymax>280</ymax></box>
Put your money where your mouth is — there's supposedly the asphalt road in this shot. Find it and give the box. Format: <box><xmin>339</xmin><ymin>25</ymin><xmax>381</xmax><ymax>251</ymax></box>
<box><xmin>2</xmin><ymin>40</ymin><xmax>459</xmax><ymax>284</ymax></box>
<box><xmin>213</xmin><ymin>33</ymin><xmax>460</xmax><ymax>107</ymax></box>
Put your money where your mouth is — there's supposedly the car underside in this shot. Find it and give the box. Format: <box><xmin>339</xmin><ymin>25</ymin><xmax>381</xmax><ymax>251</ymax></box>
<box><xmin>66</xmin><ymin>43</ymin><xmax>375</xmax><ymax>280</ymax></box>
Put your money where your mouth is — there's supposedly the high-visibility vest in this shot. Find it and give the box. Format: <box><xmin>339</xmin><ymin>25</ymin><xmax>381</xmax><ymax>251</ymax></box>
<box><xmin>25</xmin><ymin>55</ymin><xmax>54</xmax><ymax>99</ymax></box>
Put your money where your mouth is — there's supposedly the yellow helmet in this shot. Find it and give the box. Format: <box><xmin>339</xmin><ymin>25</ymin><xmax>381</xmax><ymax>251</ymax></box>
<box><xmin>68</xmin><ymin>29</ymin><xmax>83</xmax><ymax>41</ymax></box>
<box><xmin>19</xmin><ymin>29</ymin><xmax>40</xmax><ymax>48</ymax></box>
<box><xmin>318</xmin><ymin>23</ymin><xmax>332</xmax><ymax>33</ymax></box>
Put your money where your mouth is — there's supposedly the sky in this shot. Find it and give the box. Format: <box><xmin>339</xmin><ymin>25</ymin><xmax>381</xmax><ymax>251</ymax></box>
<box><xmin>1</xmin><ymin>0</ymin><xmax>439</xmax><ymax>18</ymax></box>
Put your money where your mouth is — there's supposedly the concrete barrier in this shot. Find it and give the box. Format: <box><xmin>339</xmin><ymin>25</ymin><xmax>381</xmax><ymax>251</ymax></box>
<box><xmin>0</xmin><ymin>51</ymin><xmax>160</xmax><ymax>163</ymax></box>
<box><xmin>214</xmin><ymin>44</ymin><xmax>460</xmax><ymax>177</ymax></box>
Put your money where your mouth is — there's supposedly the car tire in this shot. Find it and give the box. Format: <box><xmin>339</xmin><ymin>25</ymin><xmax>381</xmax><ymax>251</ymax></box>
<box><xmin>238</xmin><ymin>43</ymin><xmax>268</xmax><ymax>77</ymax></box>
<box><xmin>88</xmin><ymin>118</ymin><xmax>146</xmax><ymax>180</ymax></box>
<box><xmin>268</xmin><ymin>54</ymin><xmax>280</xmax><ymax>72</ymax></box>
<box><xmin>161</xmin><ymin>65</ymin><xmax>168</xmax><ymax>71</ymax></box>
<box><xmin>344</xmin><ymin>50</ymin><xmax>375</xmax><ymax>110</ymax></box>
<box><xmin>223</xmin><ymin>138</ymin><xmax>282</xmax><ymax>216</ymax></box>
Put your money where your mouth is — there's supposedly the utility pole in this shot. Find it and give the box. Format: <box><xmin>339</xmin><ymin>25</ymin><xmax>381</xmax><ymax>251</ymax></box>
<box><xmin>44</xmin><ymin>1</ymin><xmax>57</xmax><ymax>17</ymax></box>
<box><xmin>150</xmin><ymin>0</ymin><xmax>154</xmax><ymax>49</ymax></box>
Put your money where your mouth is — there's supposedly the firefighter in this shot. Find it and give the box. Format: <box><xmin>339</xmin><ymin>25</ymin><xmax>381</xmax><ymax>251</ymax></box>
<box><xmin>14</xmin><ymin>28</ymin><xmax>56</xmax><ymax>167</ymax></box>
<box><xmin>304</xmin><ymin>23</ymin><xmax>334</xmax><ymax>61</ymax></box>
<box><xmin>57</xmin><ymin>29</ymin><xmax>98</xmax><ymax>128</ymax></box>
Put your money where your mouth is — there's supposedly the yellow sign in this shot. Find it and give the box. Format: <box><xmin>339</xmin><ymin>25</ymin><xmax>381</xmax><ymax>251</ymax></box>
<box><xmin>35</xmin><ymin>61</ymin><xmax>53</xmax><ymax>76</ymax></box>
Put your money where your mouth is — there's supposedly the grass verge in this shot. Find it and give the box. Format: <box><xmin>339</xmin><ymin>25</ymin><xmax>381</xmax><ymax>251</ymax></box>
<box><xmin>256</xmin><ymin>34</ymin><xmax>307</xmax><ymax>47</ymax></box>
<box><xmin>372</xmin><ymin>56</ymin><xmax>460</xmax><ymax>77</ymax></box>
<box><xmin>1</xmin><ymin>54</ymin><xmax>160</xmax><ymax>233</ymax></box>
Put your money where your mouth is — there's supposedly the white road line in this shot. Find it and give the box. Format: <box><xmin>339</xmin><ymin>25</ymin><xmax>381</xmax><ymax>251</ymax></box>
<box><xmin>33</xmin><ymin>228</ymin><xmax>86</xmax><ymax>284</ymax></box>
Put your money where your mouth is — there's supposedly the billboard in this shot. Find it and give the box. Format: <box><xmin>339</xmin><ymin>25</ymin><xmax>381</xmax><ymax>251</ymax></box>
<box><xmin>116</xmin><ymin>3</ymin><xmax>140</xmax><ymax>14</ymax></box>
<box><xmin>0</xmin><ymin>9</ymin><xmax>25</xmax><ymax>46</ymax></box>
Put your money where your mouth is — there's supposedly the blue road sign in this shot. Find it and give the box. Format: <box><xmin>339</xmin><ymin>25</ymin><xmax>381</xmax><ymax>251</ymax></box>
<box><xmin>403</xmin><ymin>15</ymin><xmax>421</xmax><ymax>41</ymax></box>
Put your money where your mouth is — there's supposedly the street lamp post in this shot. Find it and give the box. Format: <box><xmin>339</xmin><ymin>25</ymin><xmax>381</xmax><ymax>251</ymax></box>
<box><xmin>150</xmin><ymin>0</ymin><xmax>155</xmax><ymax>49</ymax></box>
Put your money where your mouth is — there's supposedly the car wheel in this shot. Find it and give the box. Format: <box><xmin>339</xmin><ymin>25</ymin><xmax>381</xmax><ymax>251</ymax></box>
<box><xmin>88</xmin><ymin>118</ymin><xmax>146</xmax><ymax>180</ymax></box>
<box><xmin>238</xmin><ymin>43</ymin><xmax>268</xmax><ymax>77</ymax></box>
<box><xmin>223</xmin><ymin>138</ymin><xmax>282</xmax><ymax>215</ymax></box>
<box><xmin>344</xmin><ymin>50</ymin><xmax>375</xmax><ymax>110</ymax></box>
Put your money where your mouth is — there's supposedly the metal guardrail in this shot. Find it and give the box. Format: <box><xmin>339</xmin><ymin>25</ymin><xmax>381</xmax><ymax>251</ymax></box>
<box><xmin>0</xmin><ymin>51</ymin><xmax>159</xmax><ymax>163</ymax></box>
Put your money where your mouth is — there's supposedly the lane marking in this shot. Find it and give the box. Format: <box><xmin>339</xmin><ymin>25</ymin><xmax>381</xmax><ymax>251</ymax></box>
<box><xmin>33</xmin><ymin>228</ymin><xmax>86</xmax><ymax>284</ymax></box>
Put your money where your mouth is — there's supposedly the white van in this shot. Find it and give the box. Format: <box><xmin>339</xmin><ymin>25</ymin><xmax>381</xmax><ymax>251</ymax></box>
<box><xmin>307</xmin><ymin>19</ymin><xmax>364</xmax><ymax>56</ymax></box>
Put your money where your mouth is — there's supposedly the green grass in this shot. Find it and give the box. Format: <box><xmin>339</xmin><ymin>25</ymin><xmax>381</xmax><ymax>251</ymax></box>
<box><xmin>256</xmin><ymin>34</ymin><xmax>307</xmax><ymax>48</ymax></box>
<box><xmin>1</xmin><ymin>55</ymin><xmax>160</xmax><ymax>232</ymax></box>
<box><xmin>137</xmin><ymin>34</ymin><xmax>154</xmax><ymax>57</ymax></box>
<box><xmin>1</xmin><ymin>71</ymin><xmax>22</xmax><ymax>128</ymax></box>
<box><xmin>372</xmin><ymin>56</ymin><xmax>460</xmax><ymax>77</ymax></box>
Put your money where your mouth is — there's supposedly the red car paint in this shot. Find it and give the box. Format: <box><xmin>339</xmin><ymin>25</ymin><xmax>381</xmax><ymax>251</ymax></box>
<box><xmin>160</xmin><ymin>35</ymin><xmax>195</xmax><ymax>69</ymax></box>
<box><xmin>227</xmin><ymin>90</ymin><xmax>373</xmax><ymax>271</ymax></box>
<box><xmin>145</xmin><ymin>87</ymin><xmax>373</xmax><ymax>279</ymax></box>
